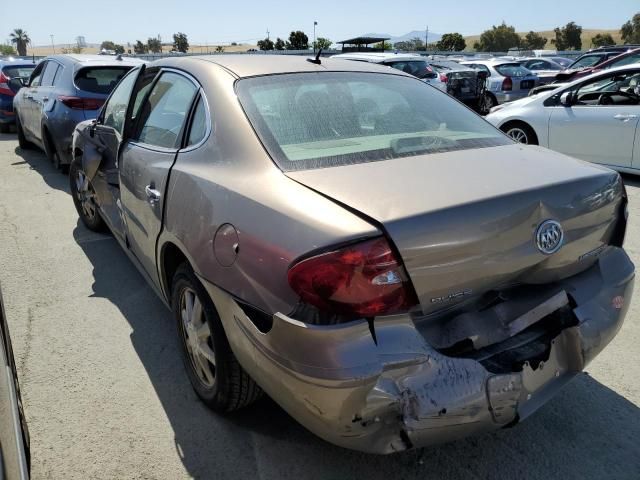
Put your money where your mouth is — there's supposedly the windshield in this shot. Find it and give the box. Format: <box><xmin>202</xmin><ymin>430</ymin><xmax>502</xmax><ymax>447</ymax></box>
<box><xmin>1</xmin><ymin>65</ymin><xmax>35</xmax><ymax>78</ymax></box>
<box><xmin>569</xmin><ymin>55</ymin><xmax>604</xmax><ymax>69</ymax></box>
<box><xmin>237</xmin><ymin>72</ymin><xmax>510</xmax><ymax>171</ymax></box>
<box><xmin>494</xmin><ymin>63</ymin><xmax>531</xmax><ymax>77</ymax></box>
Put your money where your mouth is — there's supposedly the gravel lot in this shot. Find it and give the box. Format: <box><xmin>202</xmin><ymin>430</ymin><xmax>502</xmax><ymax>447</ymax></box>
<box><xmin>0</xmin><ymin>131</ymin><xmax>638</xmax><ymax>479</ymax></box>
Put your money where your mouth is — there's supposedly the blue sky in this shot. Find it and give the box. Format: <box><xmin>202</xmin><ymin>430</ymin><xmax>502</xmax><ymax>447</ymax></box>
<box><xmin>2</xmin><ymin>0</ymin><xmax>639</xmax><ymax>46</ymax></box>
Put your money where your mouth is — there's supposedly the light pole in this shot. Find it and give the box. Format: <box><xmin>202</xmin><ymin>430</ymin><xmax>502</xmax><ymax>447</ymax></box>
<box><xmin>313</xmin><ymin>21</ymin><xmax>317</xmax><ymax>53</ymax></box>
<box><xmin>50</xmin><ymin>34</ymin><xmax>55</xmax><ymax>54</ymax></box>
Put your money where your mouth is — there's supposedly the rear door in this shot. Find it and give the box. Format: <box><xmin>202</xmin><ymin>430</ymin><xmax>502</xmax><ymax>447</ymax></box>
<box><xmin>548</xmin><ymin>68</ymin><xmax>640</xmax><ymax>169</ymax></box>
<box><xmin>119</xmin><ymin>70</ymin><xmax>199</xmax><ymax>286</ymax></box>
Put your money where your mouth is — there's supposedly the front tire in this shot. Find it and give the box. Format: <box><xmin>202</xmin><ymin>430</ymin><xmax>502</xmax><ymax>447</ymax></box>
<box><xmin>172</xmin><ymin>263</ymin><xmax>261</xmax><ymax>412</ymax></box>
<box><xmin>69</xmin><ymin>161</ymin><xmax>105</xmax><ymax>232</ymax></box>
<box><xmin>501</xmin><ymin>121</ymin><xmax>539</xmax><ymax>145</ymax></box>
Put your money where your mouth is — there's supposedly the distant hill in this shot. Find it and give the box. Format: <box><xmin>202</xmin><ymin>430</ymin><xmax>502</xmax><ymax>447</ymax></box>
<box><xmin>464</xmin><ymin>28</ymin><xmax>622</xmax><ymax>51</ymax></box>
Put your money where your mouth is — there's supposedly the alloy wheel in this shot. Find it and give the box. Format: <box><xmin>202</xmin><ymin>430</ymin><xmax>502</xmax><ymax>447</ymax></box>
<box><xmin>506</xmin><ymin>127</ymin><xmax>529</xmax><ymax>144</ymax></box>
<box><xmin>179</xmin><ymin>287</ymin><xmax>216</xmax><ymax>388</ymax></box>
<box><xmin>74</xmin><ymin>170</ymin><xmax>98</xmax><ymax>220</ymax></box>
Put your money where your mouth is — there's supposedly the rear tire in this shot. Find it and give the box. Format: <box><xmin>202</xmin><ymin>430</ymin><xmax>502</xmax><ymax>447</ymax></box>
<box><xmin>15</xmin><ymin>115</ymin><xmax>31</xmax><ymax>149</ymax></box>
<box><xmin>501</xmin><ymin>121</ymin><xmax>538</xmax><ymax>145</ymax></box>
<box><xmin>172</xmin><ymin>263</ymin><xmax>262</xmax><ymax>412</ymax></box>
<box><xmin>69</xmin><ymin>160</ymin><xmax>105</xmax><ymax>232</ymax></box>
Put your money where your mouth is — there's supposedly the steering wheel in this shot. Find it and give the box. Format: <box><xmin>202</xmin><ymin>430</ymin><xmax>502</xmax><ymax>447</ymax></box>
<box><xmin>597</xmin><ymin>93</ymin><xmax>614</xmax><ymax>105</ymax></box>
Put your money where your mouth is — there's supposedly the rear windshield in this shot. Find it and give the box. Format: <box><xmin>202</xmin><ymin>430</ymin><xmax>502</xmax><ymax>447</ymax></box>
<box><xmin>494</xmin><ymin>63</ymin><xmax>531</xmax><ymax>77</ymax></box>
<box><xmin>569</xmin><ymin>55</ymin><xmax>603</xmax><ymax>69</ymax></box>
<box><xmin>2</xmin><ymin>65</ymin><xmax>35</xmax><ymax>79</ymax></box>
<box><xmin>236</xmin><ymin>72</ymin><xmax>510</xmax><ymax>171</ymax></box>
<box><xmin>75</xmin><ymin>67</ymin><xmax>132</xmax><ymax>94</ymax></box>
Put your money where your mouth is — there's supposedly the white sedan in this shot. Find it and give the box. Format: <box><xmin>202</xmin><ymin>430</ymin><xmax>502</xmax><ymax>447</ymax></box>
<box><xmin>486</xmin><ymin>65</ymin><xmax>640</xmax><ymax>174</ymax></box>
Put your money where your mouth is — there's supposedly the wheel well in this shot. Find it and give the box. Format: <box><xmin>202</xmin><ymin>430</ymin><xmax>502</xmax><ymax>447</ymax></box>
<box><xmin>500</xmin><ymin>120</ymin><xmax>539</xmax><ymax>144</ymax></box>
<box><xmin>42</xmin><ymin>125</ymin><xmax>56</xmax><ymax>154</ymax></box>
<box><xmin>161</xmin><ymin>242</ymin><xmax>188</xmax><ymax>297</ymax></box>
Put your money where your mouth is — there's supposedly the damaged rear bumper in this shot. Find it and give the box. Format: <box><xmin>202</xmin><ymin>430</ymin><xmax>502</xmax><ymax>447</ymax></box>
<box><xmin>202</xmin><ymin>247</ymin><xmax>634</xmax><ymax>454</ymax></box>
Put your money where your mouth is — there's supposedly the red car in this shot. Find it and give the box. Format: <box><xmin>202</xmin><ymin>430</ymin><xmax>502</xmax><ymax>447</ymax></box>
<box><xmin>556</xmin><ymin>47</ymin><xmax>640</xmax><ymax>82</ymax></box>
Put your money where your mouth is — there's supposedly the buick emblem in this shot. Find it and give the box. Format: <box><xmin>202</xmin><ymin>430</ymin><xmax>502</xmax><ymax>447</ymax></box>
<box><xmin>535</xmin><ymin>220</ymin><xmax>564</xmax><ymax>254</ymax></box>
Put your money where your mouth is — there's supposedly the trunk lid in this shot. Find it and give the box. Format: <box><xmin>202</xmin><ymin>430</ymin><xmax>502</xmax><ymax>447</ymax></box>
<box><xmin>286</xmin><ymin>144</ymin><xmax>624</xmax><ymax>315</ymax></box>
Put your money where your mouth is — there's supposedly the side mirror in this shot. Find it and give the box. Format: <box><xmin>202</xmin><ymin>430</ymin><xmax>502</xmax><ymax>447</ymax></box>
<box><xmin>560</xmin><ymin>91</ymin><xmax>573</xmax><ymax>106</ymax></box>
<box><xmin>477</xmin><ymin>70</ymin><xmax>489</xmax><ymax>81</ymax></box>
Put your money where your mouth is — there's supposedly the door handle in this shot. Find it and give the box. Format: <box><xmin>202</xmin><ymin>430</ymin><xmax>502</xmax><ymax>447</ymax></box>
<box><xmin>24</xmin><ymin>94</ymin><xmax>33</xmax><ymax>99</ymax></box>
<box><xmin>42</xmin><ymin>96</ymin><xmax>48</xmax><ymax>102</ymax></box>
<box><xmin>614</xmin><ymin>114</ymin><xmax>639</xmax><ymax>122</ymax></box>
<box><xmin>145</xmin><ymin>185</ymin><xmax>161</xmax><ymax>204</ymax></box>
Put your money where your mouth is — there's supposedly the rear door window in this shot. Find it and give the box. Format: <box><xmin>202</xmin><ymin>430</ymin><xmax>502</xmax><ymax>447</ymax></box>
<box><xmin>133</xmin><ymin>71</ymin><xmax>198</xmax><ymax>149</ymax></box>
<box><xmin>40</xmin><ymin>62</ymin><xmax>60</xmax><ymax>87</ymax></box>
<box><xmin>610</xmin><ymin>52</ymin><xmax>640</xmax><ymax>68</ymax></box>
<box><xmin>75</xmin><ymin>67</ymin><xmax>132</xmax><ymax>94</ymax></box>
<box><xmin>186</xmin><ymin>96</ymin><xmax>208</xmax><ymax>146</ymax></box>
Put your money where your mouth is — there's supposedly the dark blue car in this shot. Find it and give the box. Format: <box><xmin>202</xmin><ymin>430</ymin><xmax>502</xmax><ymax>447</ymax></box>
<box><xmin>0</xmin><ymin>59</ymin><xmax>36</xmax><ymax>133</ymax></box>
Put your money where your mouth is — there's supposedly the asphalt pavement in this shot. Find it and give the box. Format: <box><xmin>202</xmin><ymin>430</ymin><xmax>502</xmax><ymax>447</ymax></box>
<box><xmin>0</xmin><ymin>131</ymin><xmax>638</xmax><ymax>479</ymax></box>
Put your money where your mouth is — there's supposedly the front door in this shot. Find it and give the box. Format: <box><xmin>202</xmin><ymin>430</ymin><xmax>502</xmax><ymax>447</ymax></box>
<box><xmin>548</xmin><ymin>68</ymin><xmax>640</xmax><ymax>169</ymax></box>
<box><xmin>32</xmin><ymin>60</ymin><xmax>60</xmax><ymax>143</ymax></box>
<box><xmin>21</xmin><ymin>61</ymin><xmax>45</xmax><ymax>137</ymax></box>
<box><xmin>119</xmin><ymin>70</ymin><xmax>199</xmax><ymax>287</ymax></box>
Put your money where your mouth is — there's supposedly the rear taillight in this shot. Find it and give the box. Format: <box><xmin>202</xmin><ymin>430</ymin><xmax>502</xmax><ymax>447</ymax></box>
<box><xmin>0</xmin><ymin>72</ymin><xmax>13</xmax><ymax>96</ymax></box>
<box><xmin>439</xmin><ymin>73</ymin><xmax>448</xmax><ymax>83</ymax></box>
<box><xmin>287</xmin><ymin>237</ymin><xmax>418</xmax><ymax>318</ymax></box>
<box><xmin>502</xmin><ymin>76</ymin><xmax>513</xmax><ymax>91</ymax></box>
<box><xmin>57</xmin><ymin>96</ymin><xmax>104</xmax><ymax>110</ymax></box>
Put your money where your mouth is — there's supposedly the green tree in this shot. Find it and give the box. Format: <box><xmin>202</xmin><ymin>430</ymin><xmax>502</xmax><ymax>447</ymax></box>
<box><xmin>257</xmin><ymin>38</ymin><xmax>274</xmax><ymax>50</ymax></box>
<box><xmin>591</xmin><ymin>33</ymin><xmax>615</xmax><ymax>47</ymax></box>
<box><xmin>373</xmin><ymin>40</ymin><xmax>392</xmax><ymax>51</ymax></box>
<box><xmin>0</xmin><ymin>44</ymin><xmax>16</xmax><ymax>55</ymax></box>
<box><xmin>172</xmin><ymin>32</ymin><xmax>189</xmax><ymax>53</ymax></box>
<box><xmin>114</xmin><ymin>44</ymin><xmax>125</xmax><ymax>54</ymax></box>
<box><xmin>551</xmin><ymin>28</ymin><xmax>566</xmax><ymax>50</ymax></box>
<box><xmin>133</xmin><ymin>40</ymin><xmax>148</xmax><ymax>54</ymax></box>
<box><xmin>621</xmin><ymin>13</ymin><xmax>640</xmax><ymax>44</ymax></box>
<box><xmin>10</xmin><ymin>28</ymin><xmax>31</xmax><ymax>56</ymax></box>
<box><xmin>552</xmin><ymin>22</ymin><xmax>582</xmax><ymax>50</ymax></box>
<box><xmin>475</xmin><ymin>22</ymin><xmax>520</xmax><ymax>52</ymax></box>
<box><xmin>100</xmin><ymin>40</ymin><xmax>117</xmax><ymax>51</ymax></box>
<box><xmin>215</xmin><ymin>45</ymin><xmax>224</xmax><ymax>53</ymax></box>
<box><xmin>313</xmin><ymin>37</ymin><xmax>332</xmax><ymax>50</ymax></box>
<box><xmin>286</xmin><ymin>31</ymin><xmax>309</xmax><ymax>50</ymax></box>
<box><xmin>436</xmin><ymin>33</ymin><xmax>466</xmax><ymax>51</ymax></box>
<box><xmin>147</xmin><ymin>37</ymin><xmax>162</xmax><ymax>53</ymax></box>
<box><xmin>274</xmin><ymin>38</ymin><xmax>285</xmax><ymax>50</ymax></box>
<box><xmin>522</xmin><ymin>31</ymin><xmax>548</xmax><ymax>49</ymax></box>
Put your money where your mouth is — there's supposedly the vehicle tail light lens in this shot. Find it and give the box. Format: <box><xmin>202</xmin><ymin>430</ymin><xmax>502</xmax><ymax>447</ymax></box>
<box><xmin>287</xmin><ymin>237</ymin><xmax>418</xmax><ymax>317</ymax></box>
<box><xmin>439</xmin><ymin>73</ymin><xmax>448</xmax><ymax>83</ymax></box>
<box><xmin>0</xmin><ymin>72</ymin><xmax>14</xmax><ymax>96</ymax></box>
<box><xmin>502</xmin><ymin>76</ymin><xmax>513</xmax><ymax>91</ymax></box>
<box><xmin>58</xmin><ymin>96</ymin><xmax>104</xmax><ymax>110</ymax></box>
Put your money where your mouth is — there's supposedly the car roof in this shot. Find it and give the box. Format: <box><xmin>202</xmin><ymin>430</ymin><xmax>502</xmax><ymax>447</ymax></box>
<box><xmin>0</xmin><ymin>59</ymin><xmax>37</xmax><ymax>68</ymax></box>
<box><xmin>153</xmin><ymin>54</ymin><xmax>412</xmax><ymax>78</ymax></box>
<box><xmin>45</xmin><ymin>54</ymin><xmax>145</xmax><ymax>67</ymax></box>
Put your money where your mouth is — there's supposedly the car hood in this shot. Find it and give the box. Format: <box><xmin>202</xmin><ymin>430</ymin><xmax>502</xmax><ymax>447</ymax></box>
<box><xmin>287</xmin><ymin>144</ymin><xmax>623</xmax><ymax>314</ymax></box>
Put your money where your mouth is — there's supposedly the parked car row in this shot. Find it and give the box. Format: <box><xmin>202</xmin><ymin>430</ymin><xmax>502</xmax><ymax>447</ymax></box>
<box><xmin>60</xmin><ymin>54</ymin><xmax>633</xmax><ymax>454</ymax></box>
